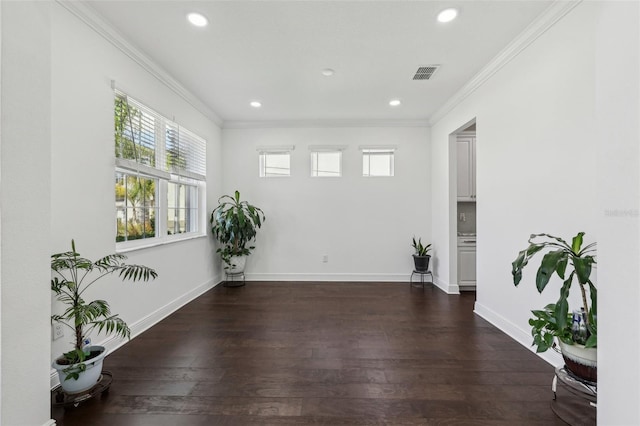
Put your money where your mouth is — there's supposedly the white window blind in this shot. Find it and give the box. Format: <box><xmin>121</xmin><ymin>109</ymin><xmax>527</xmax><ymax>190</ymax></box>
<box><xmin>259</xmin><ymin>152</ymin><xmax>291</xmax><ymax>177</ymax></box>
<box><xmin>310</xmin><ymin>151</ymin><xmax>342</xmax><ymax>177</ymax></box>
<box><xmin>361</xmin><ymin>147</ymin><xmax>395</xmax><ymax>177</ymax></box>
<box><xmin>115</xmin><ymin>90</ymin><xmax>206</xmax><ymax>181</ymax></box>
<box><xmin>166</xmin><ymin>124</ymin><xmax>207</xmax><ymax>180</ymax></box>
<box><xmin>257</xmin><ymin>146</ymin><xmax>294</xmax><ymax>177</ymax></box>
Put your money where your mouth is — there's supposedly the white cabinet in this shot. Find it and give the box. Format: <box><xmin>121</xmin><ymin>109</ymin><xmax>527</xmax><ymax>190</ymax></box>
<box><xmin>457</xmin><ymin>135</ymin><xmax>476</xmax><ymax>201</ymax></box>
<box><xmin>457</xmin><ymin>236</ymin><xmax>476</xmax><ymax>289</ymax></box>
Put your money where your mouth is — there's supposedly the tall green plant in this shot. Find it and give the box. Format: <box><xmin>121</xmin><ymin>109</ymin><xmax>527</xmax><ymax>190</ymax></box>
<box><xmin>51</xmin><ymin>240</ymin><xmax>157</xmax><ymax>378</ymax></box>
<box><xmin>512</xmin><ymin>232</ymin><xmax>597</xmax><ymax>352</ymax></box>
<box><xmin>210</xmin><ymin>191</ymin><xmax>266</xmax><ymax>267</ymax></box>
<box><xmin>412</xmin><ymin>237</ymin><xmax>432</xmax><ymax>256</ymax></box>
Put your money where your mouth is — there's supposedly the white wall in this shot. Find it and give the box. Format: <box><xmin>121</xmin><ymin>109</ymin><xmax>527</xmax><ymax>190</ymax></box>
<box><xmin>222</xmin><ymin>126</ymin><xmax>430</xmax><ymax>281</ymax></box>
<box><xmin>1</xmin><ymin>2</ymin><xmax>53</xmax><ymax>425</ymax></box>
<box><xmin>50</xmin><ymin>2</ymin><xmax>223</xmax><ymax>371</ymax></box>
<box><xmin>595</xmin><ymin>2</ymin><xmax>640</xmax><ymax>424</ymax></box>
<box><xmin>431</xmin><ymin>1</ymin><xmax>639</xmax><ymax>424</ymax></box>
<box><xmin>432</xmin><ymin>0</ymin><xmax>597</xmax><ymax>351</ymax></box>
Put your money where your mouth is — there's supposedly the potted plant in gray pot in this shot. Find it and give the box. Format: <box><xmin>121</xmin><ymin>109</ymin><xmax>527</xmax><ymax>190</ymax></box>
<box><xmin>412</xmin><ymin>237</ymin><xmax>432</xmax><ymax>272</ymax></box>
<box><xmin>210</xmin><ymin>190</ymin><xmax>266</xmax><ymax>285</ymax></box>
<box><xmin>512</xmin><ymin>232</ymin><xmax>597</xmax><ymax>382</ymax></box>
<box><xmin>51</xmin><ymin>240</ymin><xmax>157</xmax><ymax>394</ymax></box>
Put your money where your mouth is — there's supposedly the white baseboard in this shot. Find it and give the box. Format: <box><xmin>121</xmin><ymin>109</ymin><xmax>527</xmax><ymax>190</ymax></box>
<box><xmin>50</xmin><ymin>275</ymin><xmax>222</xmax><ymax>389</ymax></box>
<box><xmin>241</xmin><ymin>273</ymin><xmax>462</xmax><ymax>295</ymax></box>
<box><xmin>42</xmin><ymin>420</ymin><xmax>56</xmax><ymax>426</ymax></box>
<box><xmin>474</xmin><ymin>301</ymin><xmax>563</xmax><ymax>367</ymax></box>
<box><xmin>433</xmin><ymin>276</ymin><xmax>460</xmax><ymax>294</ymax></box>
<box><xmin>242</xmin><ymin>273</ymin><xmax>462</xmax><ymax>295</ymax></box>
<box><xmin>244</xmin><ymin>272</ymin><xmax>411</xmax><ymax>282</ymax></box>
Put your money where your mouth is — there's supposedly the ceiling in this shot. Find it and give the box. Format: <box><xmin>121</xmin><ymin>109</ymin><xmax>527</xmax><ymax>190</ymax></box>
<box><xmin>85</xmin><ymin>1</ymin><xmax>553</xmax><ymax>124</ymax></box>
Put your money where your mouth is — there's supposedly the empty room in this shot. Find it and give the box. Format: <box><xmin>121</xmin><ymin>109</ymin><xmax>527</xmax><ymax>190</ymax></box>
<box><xmin>1</xmin><ymin>0</ymin><xmax>638</xmax><ymax>425</ymax></box>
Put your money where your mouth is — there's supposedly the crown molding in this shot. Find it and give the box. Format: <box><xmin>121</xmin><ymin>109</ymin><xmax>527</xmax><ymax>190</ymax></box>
<box><xmin>428</xmin><ymin>0</ymin><xmax>582</xmax><ymax>126</ymax></box>
<box><xmin>55</xmin><ymin>0</ymin><xmax>223</xmax><ymax>127</ymax></box>
<box><xmin>56</xmin><ymin>0</ymin><xmax>579</xmax><ymax>130</ymax></box>
<box><xmin>223</xmin><ymin>119</ymin><xmax>430</xmax><ymax>130</ymax></box>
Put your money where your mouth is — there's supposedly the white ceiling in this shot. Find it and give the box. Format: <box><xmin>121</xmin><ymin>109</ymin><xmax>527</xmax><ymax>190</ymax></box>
<box><xmin>85</xmin><ymin>0</ymin><xmax>553</xmax><ymax>123</ymax></box>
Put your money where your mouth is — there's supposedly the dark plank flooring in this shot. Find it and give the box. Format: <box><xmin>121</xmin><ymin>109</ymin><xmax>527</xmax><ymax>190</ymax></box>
<box><xmin>52</xmin><ymin>282</ymin><xmax>564</xmax><ymax>425</ymax></box>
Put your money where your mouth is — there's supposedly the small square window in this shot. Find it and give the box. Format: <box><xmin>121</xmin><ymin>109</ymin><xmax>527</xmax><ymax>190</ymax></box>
<box><xmin>362</xmin><ymin>148</ymin><xmax>394</xmax><ymax>177</ymax></box>
<box><xmin>259</xmin><ymin>152</ymin><xmax>291</xmax><ymax>177</ymax></box>
<box><xmin>311</xmin><ymin>151</ymin><xmax>342</xmax><ymax>177</ymax></box>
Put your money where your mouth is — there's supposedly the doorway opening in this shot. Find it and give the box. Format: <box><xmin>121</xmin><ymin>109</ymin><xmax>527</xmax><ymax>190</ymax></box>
<box><xmin>449</xmin><ymin>119</ymin><xmax>477</xmax><ymax>298</ymax></box>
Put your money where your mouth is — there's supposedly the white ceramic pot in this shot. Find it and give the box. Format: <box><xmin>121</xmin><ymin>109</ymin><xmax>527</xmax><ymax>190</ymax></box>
<box><xmin>52</xmin><ymin>345</ymin><xmax>107</xmax><ymax>394</ymax></box>
<box><xmin>558</xmin><ymin>341</ymin><xmax>597</xmax><ymax>382</ymax></box>
<box><xmin>228</xmin><ymin>255</ymin><xmax>247</xmax><ymax>273</ymax></box>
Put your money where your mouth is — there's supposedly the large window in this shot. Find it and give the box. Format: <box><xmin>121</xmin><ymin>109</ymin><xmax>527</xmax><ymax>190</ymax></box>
<box><xmin>362</xmin><ymin>147</ymin><xmax>395</xmax><ymax>177</ymax></box>
<box><xmin>114</xmin><ymin>91</ymin><xmax>206</xmax><ymax>248</ymax></box>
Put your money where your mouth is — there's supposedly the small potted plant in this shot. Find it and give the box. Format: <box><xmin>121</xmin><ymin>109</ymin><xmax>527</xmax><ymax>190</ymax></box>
<box><xmin>210</xmin><ymin>190</ymin><xmax>266</xmax><ymax>282</ymax></box>
<box><xmin>412</xmin><ymin>237</ymin><xmax>432</xmax><ymax>272</ymax></box>
<box><xmin>51</xmin><ymin>240</ymin><xmax>157</xmax><ymax>394</ymax></box>
<box><xmin>512</xmin><ymin>232</ymin><xmax>597</xmax><ymax>382</ymax></box>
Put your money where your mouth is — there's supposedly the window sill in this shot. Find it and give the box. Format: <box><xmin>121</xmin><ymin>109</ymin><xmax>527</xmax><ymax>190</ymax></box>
<box><xmin>116</xmin><ymin>233</ymin><xmax>208</xmax><ymax>254</ymax></box>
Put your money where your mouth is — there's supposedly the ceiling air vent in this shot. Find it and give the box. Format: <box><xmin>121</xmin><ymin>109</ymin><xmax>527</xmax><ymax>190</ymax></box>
<box><xmin>413</xmin><ymin>65</ymin><xmax>440</xmax><ymax>80</ymax></box>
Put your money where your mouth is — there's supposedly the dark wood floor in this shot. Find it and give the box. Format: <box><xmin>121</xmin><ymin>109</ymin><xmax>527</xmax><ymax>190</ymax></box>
<box><xmin>52</xmin><ymin>282</ymin><xmax>565</xmax><ymax>425</ymax></box>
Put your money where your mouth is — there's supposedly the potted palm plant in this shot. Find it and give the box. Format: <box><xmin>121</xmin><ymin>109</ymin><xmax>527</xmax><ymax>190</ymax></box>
<box><xmin>210</xmin><ymin>190</ymin><xmax>266</xmax><ymax>282</ymax></box>
<box><xmin>512</xmin><ymin>232</ymin><xmax>597</xmax><ymax>382</ymax></box>
<box><xmin>412</xmin><ymin>237</ymin><xmax>432</xmax><ymax>272</ymax></box>
<box><xmin>51</xmin><ymin>240</ymin><xmax>157</xmax><ymax>394</ymax></box>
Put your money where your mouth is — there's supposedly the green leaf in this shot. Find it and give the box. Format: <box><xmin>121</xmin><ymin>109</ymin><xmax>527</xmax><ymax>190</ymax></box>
<box><xmin>554</xmin><ymin>298</ymin><xmax>569</xmax><ymax>331</ymax></box>
<box><xmin>528</xmin><ymin>233</ymin><xmax>572</xmax><ymax>250</ymax></box>
<box><xmin>543</xmin><ymin>333</ymin><xmax>554</xmax><ymax>349</ymax></box>
<box><xmin>579</xmin><ymin>242</ymin><xmax>597</xmax><ymax>256</ymax></box>
<box><xmin>511</xmin><ymin>249</ymin><xmax>527</xmax><ymax>285</ymax></box>
<box><xmin>535</xmin><ymin>250</ymin><xmax>566</xmax><ymax>293</ymax></box>
<box><xmin>588</xmin><ymin>281</ymin><xmax>597</xmax><ymax>317</ymax></box>
<box><xmin>526</xmin><ymin>244</ymin><xmax>545</xmax><ymax>257</ymax></box>
<box><xmin>573</xmin><ymin>256</ymin><xmax>594</xmax><ymax>285</ymax></box>
<box><xmin>584</xmin><ymin>334</ymin><xmax>597</xmax><ymax>348</ymax></box>
<box><xmin>555</xmin><ymin>256</ymin><xmax>568</xmax><ymax>279</ymax></box>
<box><xmin>571</xmin><ymin>232</ymin><xmax>584</xmax><ymax>253</ymax></box>
<box><xmin>512</xmin><ymin>244</ymin><xmax>545</xmax><ymax>286</ymax></box>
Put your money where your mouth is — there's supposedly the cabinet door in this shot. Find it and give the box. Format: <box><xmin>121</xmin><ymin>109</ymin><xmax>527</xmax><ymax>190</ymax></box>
<box><xmin>458</xmin><ymin>246</ymin><xmax>476</xmax><ymax>286</ymax></box>
<box><xmin>457</xmin><ymin>138</ymin><xmax>473</xmax><ymax>200</ymax></box>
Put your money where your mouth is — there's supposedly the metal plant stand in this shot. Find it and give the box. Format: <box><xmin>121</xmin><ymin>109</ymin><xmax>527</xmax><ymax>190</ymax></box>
<box><xmin>224</xmin><ymin>271</ymin><xmax>246</xmax><ymax>287</ymax></box>
<box><xmin>410</xmin><ymin>270</ymin><xmax>433</xmax><ymax>289</ymax></box>
<box><xmin>52</xmin><ymin>370</ymin><xmax>113</xmax><ymax>408</ymax></box>
<box><xmin>551</xmin><ymin>366</ymin><xmax>596</xmax><ymax>425</ymax></box>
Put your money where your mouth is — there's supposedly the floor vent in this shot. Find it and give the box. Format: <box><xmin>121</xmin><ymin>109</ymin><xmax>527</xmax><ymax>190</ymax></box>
<box><xmin>413</xmin><ymin>65</ymin><xmax>440</xmax><ymax>80</ymax></box>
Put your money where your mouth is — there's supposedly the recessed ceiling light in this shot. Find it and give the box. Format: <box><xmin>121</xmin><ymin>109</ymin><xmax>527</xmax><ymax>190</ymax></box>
<box><xmin>322</xmin><ymin>68</ymin><xmax>335</xmax><ymax>77</ymax></box>
<box><xmin>437</xmin><ymin>8</ymin><xmax>458</xmax><ymax>23</ymax></box>
<box><xmin>250</xmin><ymin>101</ymin><xmax>262</xmax><ymax>108</ymax></box>
<box><xmin>389</xmin><ymin>99</ymin><xmax>401</xmax><ymax>107</ymax></box>
<box><xmin>187</xmin><ymin>13</ymin><xmax>208</xmax><ymax>27</ymax></box>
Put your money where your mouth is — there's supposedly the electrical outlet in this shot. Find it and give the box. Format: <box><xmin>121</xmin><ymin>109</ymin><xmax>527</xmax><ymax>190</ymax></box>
<box><xmin>322</xmin><ymin>254</ymin><xmax>329</xmax><ymax>263</ymax></box>
<box><xmin>52</xmin><ymin>323</ymin><xmax>64</xmax><ymax>341</ymax></box>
